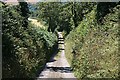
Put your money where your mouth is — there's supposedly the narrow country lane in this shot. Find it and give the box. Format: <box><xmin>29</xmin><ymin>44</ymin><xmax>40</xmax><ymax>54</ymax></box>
<box><xmin>36</xmin><ymin>32</ymin><xmax>76</xmax><ymax>80</ymax></box>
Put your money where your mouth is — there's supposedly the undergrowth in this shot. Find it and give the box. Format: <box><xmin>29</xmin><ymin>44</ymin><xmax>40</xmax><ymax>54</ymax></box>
<box><xmin>2</xmin><ymin>2</ymin><xmax>57</xmax><ymax>78</ymax></box>
<box><xmin>65</xmin><ymin>3</ymin><xmax>119</xmax><ymax>79</ymax></box>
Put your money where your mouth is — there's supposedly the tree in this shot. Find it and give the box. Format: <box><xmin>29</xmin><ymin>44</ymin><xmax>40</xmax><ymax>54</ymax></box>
<box><xmin>35</xmin><ymin>2</ymin><xmax>95</xmax><ymax>34</ymax></box>
<box><xmin>36</xmin><ymin>2</ymin><xmax>61</xmax><ymax>32</ymax></box>
<box><xmin>17</xmin><ymin>0</ymin><xmax>30</xmax><ymax>28</ymax></box>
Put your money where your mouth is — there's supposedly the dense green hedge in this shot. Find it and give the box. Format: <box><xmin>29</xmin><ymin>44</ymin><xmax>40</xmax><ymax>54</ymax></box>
<box><xmin>65</xmin><ymin>3</ymin><xmax>119</xmax><ymax>79</ymax></box>
<box><xmin>2</xmin><ymin>2</ymin><xmax>57</xmax><ymax>78</ymax></box>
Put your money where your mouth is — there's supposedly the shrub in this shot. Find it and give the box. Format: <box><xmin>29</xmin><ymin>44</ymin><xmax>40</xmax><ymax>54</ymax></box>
<box><xmin>65</xmin><ymin>4</ymin><xmax>119</xmax><ymax>79</ymax></box>
<box><xmin>2</xmin><ymin>2</ymin><xmax>57</xmax><ymax>78</ymax></box>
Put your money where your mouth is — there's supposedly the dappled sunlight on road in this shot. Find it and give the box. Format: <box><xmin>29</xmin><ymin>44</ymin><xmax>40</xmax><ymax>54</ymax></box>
<box><xmin>36</xmin><ymin>32</ymin><xmax>76</xmax><ymax>79</ymax></box>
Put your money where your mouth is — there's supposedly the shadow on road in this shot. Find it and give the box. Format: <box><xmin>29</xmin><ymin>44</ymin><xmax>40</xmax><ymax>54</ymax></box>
<box><xmin>35</xmin><ymin>44</ymin><xmax>59</xmax><ymax>78</ymax></box>
<box><xmin>58</xmin><ymin>38</ymin><xmax>64</xmax><ymax>39</ymax></box>
<box><xmin>48</xmin><ymin>59</ymin><xmax>56</xmax><ymax>62</ymax></box>
<box><xmin>58</xmin><ymin>48</ymin><xmax>65</xmax><ymax>50</ymax></box>
<box><xmin>47</xmin><ymin>67</ymin><xmax>73</xmax><ymax>73</ymax></box>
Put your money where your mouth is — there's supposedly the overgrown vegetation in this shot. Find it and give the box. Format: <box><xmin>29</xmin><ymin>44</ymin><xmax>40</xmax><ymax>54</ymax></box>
<box><xmin>2</xmin><ymin>2</ymin><xmax>57</xmax><ymax>78</ymax></box>
<box><xmin>65</xmin><ymin>2</ymin><xmax>119</xmax><ymax>79</ymax></box>
<box><xmin>33</xmin><ymin>2</ymin><xmax>96</xmax><ymax>35</ymax></box>
<box><xmin>1</xmin><ymin>1</ymin><xmax>120</xmax><ymax>79</ymax></box>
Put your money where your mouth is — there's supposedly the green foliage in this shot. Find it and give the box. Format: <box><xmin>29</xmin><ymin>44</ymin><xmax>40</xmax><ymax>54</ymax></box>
<box><xmin>36</xmin><ymin>2</ymin><xmax>61</xmax><ymax>32</ymax></box>
<box><xmin>17</xmin><ymin>0</ymin><xmax>30</xmax><ymax>28</ymax></box>
<box><xmin>2</xmin><ymin>1</ymin><xmax>119</xmax><ymax>79</ymax></box>
<box><xmin>35</xmin><ymin>2</ymin><xmax>96</xmax><ymax>36</ymax></box>
<box><xmin>2</xmin><ymin>2</ymin><xmax>57</xmax><ymax>78</ymax></box>
<box><xmin>65</xmin><ymin>3</ymin><xmax>119</xmax><ymax>79</ymax></box>
<box><xmin>35</xmin><ymin>3</ymin><xmax>77</xmax><ymax>34</ymax></box>
<box><xmin>96</xmin><ymin>2</ymin><xmax>118</xmax><ymax>24</ymax></box>
<box><xmin>17</xmin><ymin>0</ymin><xmax>30</xmax><ymax>18</ymax></box>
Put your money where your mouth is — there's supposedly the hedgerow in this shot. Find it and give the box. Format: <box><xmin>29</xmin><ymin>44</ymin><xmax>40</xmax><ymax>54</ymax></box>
<box><xmin>2</xmin><ymin>2</ymin><xmax>57</xmax><ymax>78</ymax></box>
